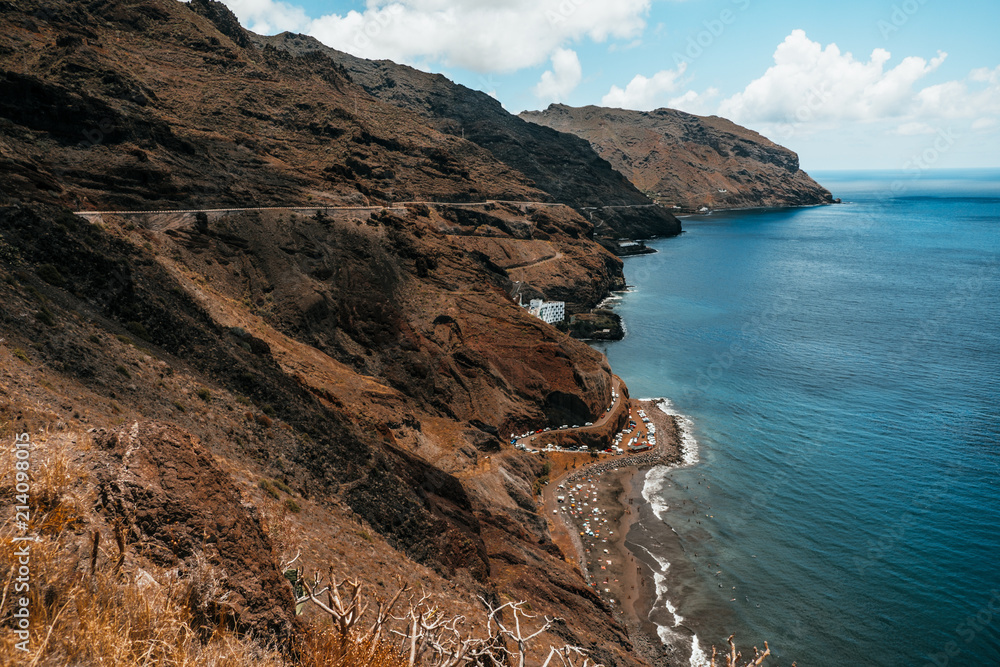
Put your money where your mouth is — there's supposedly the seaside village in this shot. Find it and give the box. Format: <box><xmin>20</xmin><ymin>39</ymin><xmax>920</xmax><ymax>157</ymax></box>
<box><xmin>515</xmin><ymin>397</ymin><xmax>668</xmax><ymax>608</ymax></box>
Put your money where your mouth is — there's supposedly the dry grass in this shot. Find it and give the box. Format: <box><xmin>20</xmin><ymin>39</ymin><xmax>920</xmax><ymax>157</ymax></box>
<box><xmin>0</xmin><ymin>431</ymin><xmax>286</xmax><ymax>666</ymax></box>
<box><xmin>295</xmin><ymin>627</ymin><xmax>409</xmax><ymax>667</ymax></box>
<box><xmin>0</xmin><ymin>430</ymin><xmax>407</xmax><ymax>667</ymax></box>
<box><xmin>0</xmin><ymin>524</ymin><xmax>289</xmax><ymax>666</ymax></box>
<box><xmin>0</xmin><ymin>433</ymin><xmax>627</xmax><ymax>667</ymax></box>
<box><xmin>0</xmin><ymin>526</ymin><xmax>427</xmax><ymax>667</ymax></box>
<box><xmin>0</xmin><ymin>432</ymin><xmax>86</xmax><ymax>536</ymax></box>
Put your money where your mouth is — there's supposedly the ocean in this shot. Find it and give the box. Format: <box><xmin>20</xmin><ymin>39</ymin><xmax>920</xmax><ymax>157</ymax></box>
<box><xmin>596</xmin><ymin>170</ymin><xmax>1000</xmax><ymax>666</ymax></box>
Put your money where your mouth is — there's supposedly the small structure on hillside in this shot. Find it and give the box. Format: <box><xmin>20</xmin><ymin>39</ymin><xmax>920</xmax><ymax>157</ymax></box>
<box><xmin>526</xmin><ymin>298</ymin><xmax>565</xmax><ymax>324</ymax></box>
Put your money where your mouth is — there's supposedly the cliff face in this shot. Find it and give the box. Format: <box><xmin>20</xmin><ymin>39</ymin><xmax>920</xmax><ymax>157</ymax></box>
<box><xmin>252</xmin><ymin>32</ymin><xmax>682</xmax><ymax>241</ymax></box>
<box><xmin>521</xmin><ymin>104</ymin><xmax>835</xmax><ymax>212</ymax></box>
<box><xmin>0</xmin><ymin>0</ymin><xmax>543</xmax><ymax>210</ymax></box>
<box><xmin>0</xmin><ymin>1</ymin><xmax>648</xmax><ymax>663</ymax></box>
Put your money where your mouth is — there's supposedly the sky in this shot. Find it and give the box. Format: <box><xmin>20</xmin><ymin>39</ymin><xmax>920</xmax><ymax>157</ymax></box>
<box><xmin>216</xmin><ymin>0</ymin><xmax>1000</xmax><ymax>170</ymax></box>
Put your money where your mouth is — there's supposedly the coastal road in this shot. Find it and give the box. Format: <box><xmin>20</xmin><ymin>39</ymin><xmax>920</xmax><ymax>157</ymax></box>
<box><xmin>512</xmin><ymin>375</ymin><xmax>625</xmax><ymax>450</ymax></box>
<box><xmin>505</xmin><ymin>249</ymin><xmax>563</xmax><ymax>272</ymax></box>
<box><xmin>73</xmin><ymin>200</ymin><xmax>667</xmax><ymax>219</ymax></box>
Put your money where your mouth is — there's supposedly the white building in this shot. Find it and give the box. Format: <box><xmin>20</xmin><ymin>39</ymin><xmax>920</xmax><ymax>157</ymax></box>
<box><xmin>527</xmin><ymin>298</ymin><xmax>565</xmax><ymax>324</ymax></box>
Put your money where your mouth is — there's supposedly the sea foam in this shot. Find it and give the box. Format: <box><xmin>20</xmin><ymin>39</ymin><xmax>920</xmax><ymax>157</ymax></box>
<box><xmin>635</xmin><ymin>398</ymin><xmax>707</xmax><ymax>665</ymax></box>
<box><xmin>654</xmin><ymin>397</ymin><xmax>700</xmax><ymax>466</ymax></box>
<box><xmin>689</xmin><ymin>635</ymin><xmax>711</xmax><ymax>667</ymax></box>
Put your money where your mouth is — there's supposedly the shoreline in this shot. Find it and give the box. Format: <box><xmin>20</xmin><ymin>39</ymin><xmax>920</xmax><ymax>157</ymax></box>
<box><xmin>541</xmin><ymin>398</ymin><xmax>691</xmax><ymax>665</ymax></box>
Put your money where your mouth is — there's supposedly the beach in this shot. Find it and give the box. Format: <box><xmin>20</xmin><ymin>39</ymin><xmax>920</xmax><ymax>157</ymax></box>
<box><xmin>541</xmin><ymin>398</ymin><xmax>687</xmax><ymax>665</ymax></box>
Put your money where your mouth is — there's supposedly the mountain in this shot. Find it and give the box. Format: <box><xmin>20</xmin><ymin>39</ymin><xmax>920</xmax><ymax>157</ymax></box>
<box><xmin>520</xmin><ymin>104</ymin><xmax>836</xmax><ymax>212</ymax></box>
<box><xmin>250</xmin><ymin>32</ymin><xmax>682</xmax><ymax>243</ymax></box>
<box><xmin>0</xmin><ymin>0</ymin><xmax>545</xmax><ymax>211</ymax></box>
<box><xmin>0</xmin><ymin>1</ymin><xmax>653</xmax><ymax>664</ymax></box>
<box><xmin>0</xmin><ymin>0</ymin><xmax>626</xmax><ymax>311</ymax></box>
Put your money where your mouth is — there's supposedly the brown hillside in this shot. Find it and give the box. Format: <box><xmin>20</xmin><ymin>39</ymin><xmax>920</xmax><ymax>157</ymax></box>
<box><xmin>0</xmin><ymin>0</ymin><xmax>542</xmax><ymax>210</ymax></box>
<box><xmin>521</xmin><ymin>104</ymin><xmax>835</xmax><ymax>212</ymax></box>
<box><xmin>0</xmin><ymin>1</ymin><xmax>677</xmax><ymax>664</ymax></box>
<box><xmin>252</xmin><ymin>31</ymin><xmax>683</xmax><ymax>244</ymax></box>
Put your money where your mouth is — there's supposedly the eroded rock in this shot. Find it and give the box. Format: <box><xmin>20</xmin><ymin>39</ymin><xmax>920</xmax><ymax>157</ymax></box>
<box><xmin>95</xmin><ymin>421</ymin><xmax>295</xmax><ymax>642</ymax></box>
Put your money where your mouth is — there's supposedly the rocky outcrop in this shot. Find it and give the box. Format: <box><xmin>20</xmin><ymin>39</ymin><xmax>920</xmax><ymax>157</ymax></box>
<box><xmin>251</xmin><ymin>32</ymin><xmax>682</xmax><ymax>242</ymax></box>
<box><xmin>521</xmin><ymin>104</ymin><xmax>835</xmax><ymax>212</ymax></box>
<box><xmin>94</xmin><ymin>421</ymin><xmax>296</xmax><ymax>641</ymax></box>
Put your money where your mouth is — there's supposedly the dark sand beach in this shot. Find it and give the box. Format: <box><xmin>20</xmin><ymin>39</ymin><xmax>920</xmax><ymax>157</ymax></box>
<box><xmin>541</xmin><ymin>399</ymin><xmax>686</xmax><ymax>665</ymax></box>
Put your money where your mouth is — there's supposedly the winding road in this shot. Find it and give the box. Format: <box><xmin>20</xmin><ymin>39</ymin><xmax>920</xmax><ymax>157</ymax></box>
<box><xmin>73</xmin><ymin>200</ymin><xmax>665</xmax><ymax>218</ymax></box>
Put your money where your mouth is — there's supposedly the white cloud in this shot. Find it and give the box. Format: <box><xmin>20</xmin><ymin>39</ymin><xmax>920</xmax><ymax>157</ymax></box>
<box><xmin>913</xmin><ymin>65</ymin><xmax>1000</xmax><ymax>119</ymax></box>
<box><xmin>600</xmin><ymin>65</ymin><xmax>719</xmax><ymax>114</ymax></box>
<box><xmin>894</xmin><ymin>121</ymin><xmax>936</xmax><ymax>136</ymax></box>
<box><xmin>667</xmin><ymin>87</ymin><xmax>720</xmax><ymax>115</ymax></box>
<box><xmin>533</xmin><ymin>49</ymin><xmax>582</xmax><ymax>103</ymax></box>
<box><xmin>220</xmin><ymin>0</ymin><xmax>310</xmax><ymax>34</ymax></box>
<box><xmin>227</xmin><ymin>0</ymin><xmax>652</xmax><ymax>73</ymax></box>
<box><xmin>718</xmin><ymin>29</ymin><xmax>947</xmax><ymax>125</ymax></box>
<box><xmin>601</xmin><ymin>64</ymin><xmax>687</xmax><ymax>109</ymax></box>
<box><xmin>972</xmin><ymin>117</ymin><xmax>997</xmax><ymax>131</ymax></box>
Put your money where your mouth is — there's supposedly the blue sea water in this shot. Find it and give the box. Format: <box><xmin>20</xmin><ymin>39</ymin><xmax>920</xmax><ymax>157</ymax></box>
<box><xmin>598</xmin><ymin>170</ymin><xmax>1000</xmax><ymax>666</ymax></box>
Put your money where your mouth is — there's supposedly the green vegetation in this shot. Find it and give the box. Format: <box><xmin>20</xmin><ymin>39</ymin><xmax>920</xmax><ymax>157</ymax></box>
<box><xmin>284</xmin><ymin>499</ymin><xmax>301</xmax><ymax>513</ymax></box>
<box><xmin>565</xmin><ymin>309</ymin><xmax>624</xmax><ymax>340</ymax></box>
<box><xmin>36</xmin><ymin>263</ymin><xmax>66</xmax><ymax>287</ymax></box>
<box><xmin>0</xmin><ymin>238</ymin><xmax>20</xmax><ymax>263</ymax></box>
<box><xmin>172</xmin><ymin>401</ymin><xmax>186</xmax><ymax>413</ymax></box>
<box><xmin>11</xmin><ymin>348</ymin><xmax>30</xmax><ymax>364</ymax></box>
<box><xmin>258</xmin><ymin>479</ymin><xmax>280</xmax><ymax>500</ymax></box>
<box><xmin>196</xmin><ymin>387</ymin><xmax>212</xmax><ymax>402</ymax></box>
<box><xmin>125</xmin><ymin>321</ymin><xmax>150</xmax><ymax>341</ymax></box>
<box><xmin>35</xmin><ymin>305</ymin><xmax>56</xmax><ymax>327</ymax></box>
<box><xmin>26</xmin><ymin>285</ymin><xmax>47</xmax><ymax>302</ymax></box>
<box><xmin>115</xmin><ymin>365</ymin><xmax>131</xmax><ymax>379</ymax></box>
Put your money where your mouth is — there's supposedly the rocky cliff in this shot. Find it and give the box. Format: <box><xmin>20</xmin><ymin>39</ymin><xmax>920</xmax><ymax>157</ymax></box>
<box><xmin>251</xmin><ymin>32</ymin><xmax>682</xmax><ymax>243</ymax></box>
<box><xmin>0</xmin><ymin>0</ymin><xmax>543</xmax><ymax>210</ymax></box>
<box><xmin>0</xmin><ymin>1</ymin><xmax>652</xmax><ymax>664</ymax></box>
<box><xmin>521</xmin><ymin>104</ymin><xmax>835</xmax><ymax>212</ymax></box>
